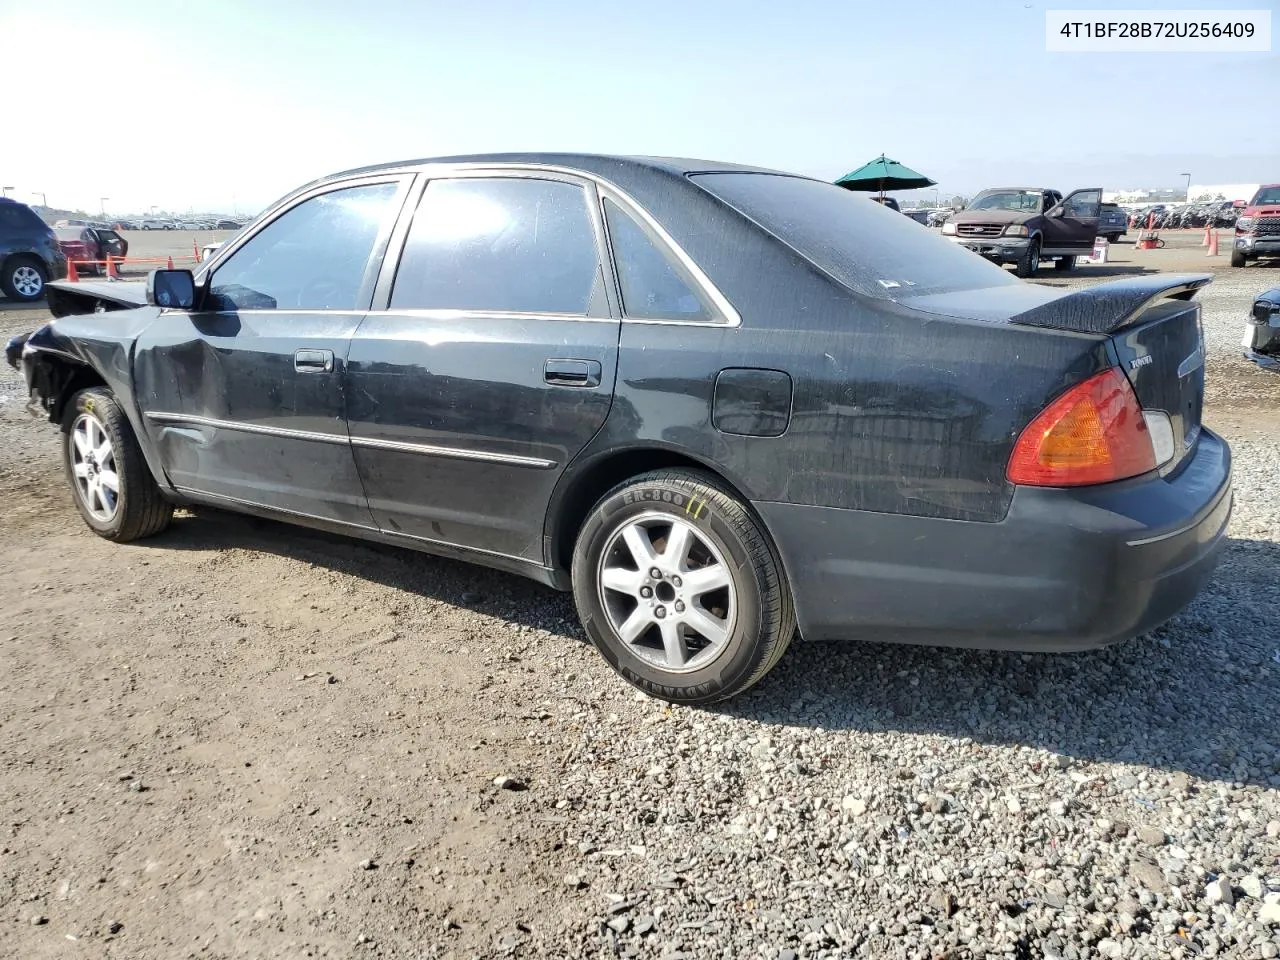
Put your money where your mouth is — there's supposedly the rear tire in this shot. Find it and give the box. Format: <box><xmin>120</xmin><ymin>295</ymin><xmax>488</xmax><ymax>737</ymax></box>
<box><xmin>1014</xmin><ymin>240</ymin><xmax>1040</xmax><ymax>278</ymax></box>
<box><xmin>1054</xmin><ymin>256</ymin><xmax>1077</xmax><ymax>272</ymax></box>
<box><xmin>1</xmin><ymin>255</ymin><xmax>48</xmax><ymax>302</ymax></box>
<box><xmin>571</xmin><ymin>469</ymin><xmax>795</xmax><ymax>705</ymax></box>
<box><xmin>1230</xmin><ymin>250</ymin><xmax>1247</xmax><ymax>268</ymax></box>
<box><xmin>62</xmin><ymin>388</ymin><xmax>173</xmax><ymax>542</ymax></box>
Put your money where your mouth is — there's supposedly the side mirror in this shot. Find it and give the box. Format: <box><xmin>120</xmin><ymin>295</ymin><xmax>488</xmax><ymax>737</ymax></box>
<box><xmin>146</xmin><ymin>269</ymin><xmax>196</xmax><ymax>309</ymax></box>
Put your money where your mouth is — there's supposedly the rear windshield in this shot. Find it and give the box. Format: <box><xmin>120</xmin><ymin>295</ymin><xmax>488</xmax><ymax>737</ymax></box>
<box><xmin>690</xmin><ymin>172</ymin><xmax>1017</xmax><ymax>299</ymax></box>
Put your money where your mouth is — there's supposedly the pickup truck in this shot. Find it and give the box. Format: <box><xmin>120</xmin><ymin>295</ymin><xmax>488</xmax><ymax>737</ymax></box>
<box><xmin>943</xmin><ymin>187</ymin><xmax>1102</xmax><ymax>277</ymax></box>
<box><xmin>1231</xmin><ymin>184</ymin><xmax>1280</xmax><ymax>268</ymax></box>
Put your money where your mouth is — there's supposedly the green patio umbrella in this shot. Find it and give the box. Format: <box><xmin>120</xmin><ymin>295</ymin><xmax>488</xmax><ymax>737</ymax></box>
<box><xmin>835</xmin><ymin>155</ymin><xmax>936</xmax><ymax>199</ymax></box>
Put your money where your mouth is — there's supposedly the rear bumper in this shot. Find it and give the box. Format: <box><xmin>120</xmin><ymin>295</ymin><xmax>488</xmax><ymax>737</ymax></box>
<box><xmin>757</xmin><ymin>429</ymin><xmax>1232</xmax><ymax>651</ymax></box>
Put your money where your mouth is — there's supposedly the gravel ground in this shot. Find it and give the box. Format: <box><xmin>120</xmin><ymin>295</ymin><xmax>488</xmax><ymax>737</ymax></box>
<box><xmin>0</xmin><ymin>232</ymin><xmax>1277</xmax><ymax>959</ymax></box>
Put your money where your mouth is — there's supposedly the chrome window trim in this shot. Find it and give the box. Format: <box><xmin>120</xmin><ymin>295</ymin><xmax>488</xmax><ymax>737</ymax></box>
<box><xmin>145</xmin><ymin>412</ymin><xmax>556</xmax><ymax>469</ymax></box>
<box><xmin>362</xmin><ymin>307</ymin><xmax>616</xmax><ymax>325</ymax></box>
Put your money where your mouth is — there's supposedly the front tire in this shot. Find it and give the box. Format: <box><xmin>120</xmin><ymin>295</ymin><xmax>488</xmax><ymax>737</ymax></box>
<box><xmin>2</xmin><ymin>256</ymin><xmax>48</xmax><ymax>302</ymax></box>
<box><xmin>1014</xmin><ymin>240</ymin><xmax>1040</xmax><ymax>278</ymax></box>
<box><xmin>571</xmin><ymin>469</ymin><xmax>795</xmax><ymax>705</ymax></box>
<box><xmin>1230</xmin><ymin>250</ymin><xmax>1247</xmax><ymax>268</ymax></box>
<box><xmin>62</xmin><ymin>388</ymin><xmax>173</xmax><ymax>542</ymax></box>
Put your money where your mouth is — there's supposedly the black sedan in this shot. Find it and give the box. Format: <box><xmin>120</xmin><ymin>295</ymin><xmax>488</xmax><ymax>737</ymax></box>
<box><xmin>6</xmin><ymin>154</ymin><xmax>1232</xmax><ymax>704</ymax></box>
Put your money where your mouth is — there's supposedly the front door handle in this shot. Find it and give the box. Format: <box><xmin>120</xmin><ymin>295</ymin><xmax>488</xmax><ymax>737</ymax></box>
<box><xmin>544</xmin><ymin>358</ymin><xmax>601</xmax><ymax>388</ymax></box>
<box><xmin>295</xmin><ymin>348</ymin><xmax>334</xmax><ymax>373</ymax></box>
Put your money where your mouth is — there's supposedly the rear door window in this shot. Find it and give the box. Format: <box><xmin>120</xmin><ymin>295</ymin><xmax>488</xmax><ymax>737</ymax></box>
<box><xmin>603</xmin><ymin>198</ymin><xmax>716</xmax><ymax>322</ymax></box>
<box><xmin>390</xmin><ymin>177</ymin><xmax>603</xmax><ymax>315</ymax></box>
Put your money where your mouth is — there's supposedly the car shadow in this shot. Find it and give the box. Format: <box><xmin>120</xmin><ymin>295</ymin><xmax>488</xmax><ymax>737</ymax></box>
<box><xmin>145</xmin><ymin>506</ymin><xmax>582</xmax><ymax>635</ymax></box>
<box><xmin>724</xmin><ymin>536</ymin><xmax>1280</xmax><ymax>790</ymax></box>
<box><xmin>144</xmin><ymin>510</ymin><xmax>1277</xmax><ymax>787</ymax></box>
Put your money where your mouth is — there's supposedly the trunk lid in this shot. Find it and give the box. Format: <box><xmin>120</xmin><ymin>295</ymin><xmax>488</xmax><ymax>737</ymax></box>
<box><xmin>905</xmin><ymin>273</ymin><xmax>1211</xmax><ymax>473</ymax></box>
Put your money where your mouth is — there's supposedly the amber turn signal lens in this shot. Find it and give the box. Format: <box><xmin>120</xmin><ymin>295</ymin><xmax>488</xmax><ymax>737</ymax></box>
<box><xmin>1007</xmin><ymin>367</ymin><xmax>1157</xmax><ymax>487</ymax></box>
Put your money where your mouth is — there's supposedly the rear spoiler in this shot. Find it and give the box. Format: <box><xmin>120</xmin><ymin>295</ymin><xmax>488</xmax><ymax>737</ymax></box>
<box><xmin>1008</xmin><ymin>273</ymin><xmax>1212</xmax><ymax>336</ymax></box>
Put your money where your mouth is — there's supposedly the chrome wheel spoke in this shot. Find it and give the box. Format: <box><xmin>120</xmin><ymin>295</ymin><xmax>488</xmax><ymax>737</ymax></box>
<box><xmin>94</xmin><ymin>440</ymin><xmax>113</xmax><ymax>465</ymax></box>
<box><xmin>662</xmin><ymin>521</ymin><xmax>693</xmax><ymax>569</ymax></box>
<box><xmin>621</xmin><ymin>525</ymin><xmax>657</xmax><ymax>568</ymax></box>
<box><xmin>683</xmin><ymin>607</ymin><xmax>729</xmax><ymax>648</ymax></box>
<box><xmin>73</xmin><ymin>426</ymin><xmax>91</xmax><ymax>458</ymax></box>
<box><xmin>600</xmin><ymin>565</ymin><xmax>643</xmax><ymax>595</ymax></box>
<box><xmin>616</xmin><ymin>606</ymin><xmax>652</xmax><ymax>645</ymax></box>
<box><xmin>681</xmin><ymin>563</ymin><xmax>731</xmax><ymax>597</ymax></box>
<box><xmin>72</xmin><ymin>461</ymin><xmax>90</xmax><ymax>479</ymax></box>
<box><xmin>659</xmin><ymin>620</ymin><xmax>687</xmax><ymax>667</ymax></box>
<box><xmin>98</xmin><ymin>469</ymin><xmax>120</xmax><ymax>493</ymax></box>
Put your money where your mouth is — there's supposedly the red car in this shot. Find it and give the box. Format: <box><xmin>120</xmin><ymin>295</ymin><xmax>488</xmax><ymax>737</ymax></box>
<box><xmin>52</xmin><ymin>226</ymin><xmax>129</xmax><ymax>276</ymax></box>
<box><xmin>53</xmin><ymin>227</ymin><xmax>97</xmax><ymax>274</ymax></box>
<box><xmin>1231</xmin><ymin>183</ymin><xmax>1280</xmax><ymax>267</ymax></box>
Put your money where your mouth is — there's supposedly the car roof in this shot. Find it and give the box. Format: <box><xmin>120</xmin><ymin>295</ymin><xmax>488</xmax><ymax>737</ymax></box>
<box><xmin>317</xmin><ymin>152</ymin><xmax>798</xmax><ymax>185</ymax></box>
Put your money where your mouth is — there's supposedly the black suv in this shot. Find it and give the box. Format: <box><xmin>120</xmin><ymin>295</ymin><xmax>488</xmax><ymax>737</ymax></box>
<box><xmin>0</xmin><ymin>199</ymin><xmax>66</xmax><ymax>302</ymax></box>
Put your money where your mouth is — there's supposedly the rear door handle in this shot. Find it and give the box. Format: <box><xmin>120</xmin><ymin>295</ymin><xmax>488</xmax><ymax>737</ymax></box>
<box><xmin>295</xmin><ymin>348</ymin><xmax>334</xmax><ymax>373</ymax></box>
<box><xmin>544</xmin><ymin>358</ymin><xmax>601</xmax><ymax>387</ymax></box>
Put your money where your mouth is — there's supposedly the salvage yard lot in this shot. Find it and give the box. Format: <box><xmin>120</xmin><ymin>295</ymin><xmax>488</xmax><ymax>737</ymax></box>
<box><xmin>1</xmin><ymin>231</ymin><xmax>1278</xmax><ymax>959</ymax></box>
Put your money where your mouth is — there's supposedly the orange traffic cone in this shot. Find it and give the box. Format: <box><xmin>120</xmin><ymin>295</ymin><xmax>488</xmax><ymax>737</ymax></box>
<box><xmin>1207</xmin><ymin>230</ymin><xmax>1219</xmax><ymax>257</ymax></box>
<box><xmin>66</xmin><ymin>259</ymin><xmax>79</xmax><ymax>282</ymax></box>
<box><xmin>192</xmin><ymin>240</ymin><xmax>201</xmax><ymax>263</ymax></box>
<box><xmin>106</xmin><ymin>256</ymin><xmax>121</xmax><ymax>280</ymax></box>
<box><xmin>1202</xmin><ymin>224</ymin><xmax>1211</xmax><ymax>247</ymax></box>
<box><xmin>166</xmin><ymin>255</ymin><xmax>174</xmax><ymax>269</ymax></box>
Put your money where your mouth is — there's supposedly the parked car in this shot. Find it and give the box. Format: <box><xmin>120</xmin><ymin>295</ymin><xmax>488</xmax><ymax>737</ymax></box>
<box><xmin>870</xmin><ymin>196</ymin><xmax>901</xmax><ymax>212</ymax></box>
<box><xmin>0</xmin><ymin>198</ymin><xmax>67</xmax><ymax>301</ymax></box>
<box><xmin>55</xmin><ymin>218</ymin><xmax>90</xmax><ymax>229</ymax></box>
<box><xmin>902</xmin><ymin>209</ymin><xmax>930</xmax><ymax>225</ymax></box>
<box><xmin>1242</xmin><ymin>286</ymin><xmax>1279</xmax><ymax>370</ymax></box>
<box><xmin>1231</xmin><ymin>184</ymin><xmax>1280</xmax><ymax>268</ymax></box>
<box><xmin>5</xmin><ymin>154</ymin><xmax>1231</xmax><ymax>704</ymax></box>
<box><xmin>941</xmin><ymin>186</ymin><xmax>1102</xmax><ymax>276</ymax></box>
<box><xmin>53</xmin><ymin>227</ymin><xmax>99</xmax><ymax>273</ymax></box>
<box><xmin>138</xmin><ymin>218</ymin><xmax>174</xmax><ymax>230</ymax></box>
<box><xmin>89</xmin><ymin>227</ymin><xmax>129</xmax><ymax>266</ymax></box>
<box><xmin>215</xmin><ymin>219</ymin><xmax>242</xmax><ymax>229</ymax></box>
<box><xmin>1099</xmin><ymin>202</ymin><xmax>1127</xmax><ymax>243</ymax></box>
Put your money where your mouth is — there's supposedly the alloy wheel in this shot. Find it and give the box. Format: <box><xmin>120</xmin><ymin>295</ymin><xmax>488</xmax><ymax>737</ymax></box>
<box><xmin>596</xmin><ymin>511</ymin><xmax>737</xmax><ymax>673</ymax></box>
<box><xmin>12</xmin><ymin>265</ymin><xmax>43</xmax><ymax>298</ymax></box>
<box><xmin>70</xmin><ymin>414</ymin><xmax>120</xmax><ymax>523</ymax></box>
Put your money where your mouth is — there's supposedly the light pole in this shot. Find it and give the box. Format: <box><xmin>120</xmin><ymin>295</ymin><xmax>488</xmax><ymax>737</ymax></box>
<box><xmin>1</xmin><ymin>186</ymin><xmax>13</xmax><ymax>198</ymax></box>
<box><xmin>1181</xmin><ymin>173</ymin><xmax>1191</xmax><ymax>202</ymax></box>
<box><xmin>31</xmin><ymin>191</ymin><xmax>46</xmax><ymax>207</ymax></box>
<box><xmin>932</xmin><ymin>187</ymin><xmax>940</xmax><ymax>208</ymax></box>
<box><xmin>100</xmin><ymin>197</ymin><xmax>110</xmax><ymax>218</ymax></box>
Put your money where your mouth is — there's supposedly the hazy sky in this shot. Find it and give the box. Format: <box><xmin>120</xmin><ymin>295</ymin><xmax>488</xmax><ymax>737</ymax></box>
<box><xmin>1</xmin><ymin>0</ymin><xmax>1275</xmax><ymax>215</ymax></box>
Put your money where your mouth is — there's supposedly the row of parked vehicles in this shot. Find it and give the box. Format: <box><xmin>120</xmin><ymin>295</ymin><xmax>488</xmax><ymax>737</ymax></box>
<box><xmin>1126</xmin><ymin>201</ymin><xmax>1242</xmax><ymax>230</ymax></box>
<box><xmin>55</xmin><ymin>216</ymin><xmax>248</xmax><ymax>232</ymax></box>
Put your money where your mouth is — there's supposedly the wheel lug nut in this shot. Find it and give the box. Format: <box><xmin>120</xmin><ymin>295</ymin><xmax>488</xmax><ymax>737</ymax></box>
<box><xmin>639</xmin><ymin>586</ymin><xmax>653</xmax><ymax>599</ymax></box>
<box><xmin>674</xmin><ymin>600</ymin><xmax>685</xmax><ymax>613</ymax></box>
<box><xmin>671</xmin><ymin>575</ymin><xmax>682</xmax><ymax>588</ymax></box>
<box><xmin>655</xmin><ymin>606</ymin><xmax>666</xmax><ymax>618</ymax></box>
<box><xmin>649</xmin><ymin>567</ymin><xmax>662</xmax><ymax>580</ymax></box>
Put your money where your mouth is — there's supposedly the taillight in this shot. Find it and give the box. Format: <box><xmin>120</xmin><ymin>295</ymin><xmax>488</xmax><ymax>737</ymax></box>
<box><xmin>1007</xmin><ymin>368</ymin><xmax>1157</xmax><ymax>487</ymax></box>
